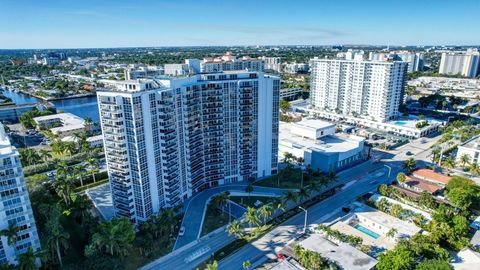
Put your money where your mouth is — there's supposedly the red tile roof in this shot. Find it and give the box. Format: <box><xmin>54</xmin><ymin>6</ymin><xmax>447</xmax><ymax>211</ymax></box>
<box><xmin>412</xmin><ymin>169</ymin><xmax>452</xmax><ymax>185</ymax></box>
<box><xmin>403</xmin><ymin>176</ymin><xmax>443</xmax><ymax>194</ymax></box>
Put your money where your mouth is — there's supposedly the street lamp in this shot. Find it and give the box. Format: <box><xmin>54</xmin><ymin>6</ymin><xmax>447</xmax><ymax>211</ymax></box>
<box><xmin>299</xmin><ymin>206</ymin><xmax>308</xmax><ymax>234</ymax></box>
<box><xmin>383</xmin><ymin>164</ymin><xmax>392</xmax><ymax>179</ymax></box>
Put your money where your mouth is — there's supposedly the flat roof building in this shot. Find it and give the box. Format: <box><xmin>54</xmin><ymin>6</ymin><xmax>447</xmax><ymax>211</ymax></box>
<box><xmin>456</xmin><ymin>135</ymin><xmax>480</xmax><ymax>166</ymax></box>
<box><xmin>33</xmin><ymin>112</ymin><xmax>86</xmax><ymax>138</ymax></box>
<box><xmin>279</xmin><ymin>119</ymin><xmax>365</xmax><ymax>172</ymax></box>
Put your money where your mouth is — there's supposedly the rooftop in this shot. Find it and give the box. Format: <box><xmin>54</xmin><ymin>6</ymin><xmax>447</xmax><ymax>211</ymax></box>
<box><xmin>292</xmin><ymin>119</ymin><xmax>335</xmax><ymax>131</ymax></box>
<box><xmin>403</xmin><ymin>177</ymin><xmax>443</xmax><ymax>194</ymax></box>
<box><xmin>280</xmin><ymin>122</ymin><xmax>364</xmax><ymax>154</ymax></box>
<box><xmin>459</xmin><ymin>135</ymin><xmax>480</xmax><ymax>150</ymax></box>
<box><xmin>352</xmin><ymin>202</ymin><xmax>421</xmax><ymax>237</ymax></box>
<box><xmin>33</xmin><ymin>112</ymin><xmax>84</xmax><ymax>125</ymax></box>
<box><xmin>268</xmin><ymin>258</ymin><xmax>306</xmax><ymax>270</ymax></box>
<box><xmin>300</xmin><ymin>234</ymin><xmax>377</xmax><ymax>270</ymax></box>
<box><xmin>412</xmin><ymin>169</ymin><xmax>452</xmax><ymax>185</ymax></box>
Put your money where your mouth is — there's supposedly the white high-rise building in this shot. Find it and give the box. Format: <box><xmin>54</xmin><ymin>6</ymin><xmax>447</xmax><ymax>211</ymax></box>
<box><xmin>310</xmin><ymin>59</ymin><xmax>408</xmax><ymax>122</ymax></box>
<box><xmin>261</xmin><ymin>57</ymin><xmax>282</xmax><ymax>73</ymax></box>
<box><xmin>368</xmin><ymin>51</ymin><xmax>424</xmax><ymax>72</ymax></box>
<box><xmin>97</xmin><ymin>71</ymin><xmax>280</xmax><ymax>222</ymax></box>
<box><xmin>439</xmin><ymin>49</ymin><xmax>480</xmax><ymax>78</ymax></box>
<box><xmin>0</xmin><ymin>123</ymin><xmax>41</xmax><ymax>265</ymax></box>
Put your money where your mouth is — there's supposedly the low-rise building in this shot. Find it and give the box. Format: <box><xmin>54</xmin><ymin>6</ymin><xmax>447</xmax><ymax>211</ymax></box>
<box><xmin>0</xmin><ymin>104</ymin><xmax>43</xmax><ymax>124</ymax></box>
<box><xmin>61</xmin><ymin>134</ymin><xmax>103</xmax><ymax>148</ymax></box>
<box><xmin>280</xmin><ymin>88</ymin><xmax>303</xmax><ymax>101</ymax></box>
<box><xmin>200</xmin><ymin>52</ymin><xmax>264</xmax><ymax>73</ymax></box>
<box><xmin>163</xmin><ymin>63</ymin><xmax>190</xmax><ymax>76</ymax></box>
<box><xmin>279</xmin><ymin>119</ymin><xmax>365</xmax><ymax>172</ymax></box>
<box><xmin>457</xmin><ymin>135</ymin><xmax>480</xmax><ymax>165</ymax></box>
<box><xmin>33</xmin><ymin>113</ymin><xmax>86</xmax><ymax>138</ymax></box>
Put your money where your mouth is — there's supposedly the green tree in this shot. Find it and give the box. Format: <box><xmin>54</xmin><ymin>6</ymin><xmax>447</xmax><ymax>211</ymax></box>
<box><xmin>386</xmin><ymin>228</ymin><xmax>398</xmax><ymax>239</ymax></box>
<box><xmin>258</xmin><ymin>205</ymin><xmax>273</xmax><ymax>225</ymax></box>
<box><xmin>87</xmin><ymin>217</ymin><xmax>135</xmax><ymax>257</ymax></box>
<box><xmin>297</xmin><ymin>187</ymin><xmax>310</xmax><ymax>202</ymax></box>
<box><xmin>17</xmin><ymin>247</ymin><xmax>38</xmax><ymax>270</ymax></box>
<box><xmin>396</xmin><ymin>172</ymin><xmax>406</xmax><ymax>183</ymax></box>
<box><xmin>403</xmin><ymin>158</ymin><xmax>416</xmax><ymax>173</ymax></box>
<box><xmin>205</xmin><ymin>260</ymin><xmax>218</xmax><ymax>270</ymax></box>
<box><xmin>211</xmin><ymin>191</ymin><xmax>230</xmax><ymax>209</ymax></box>
<box><xmin>87</xmin><ymin>158</ymin><xmax>100</xmax><ymax>182</ymax></box>
<box><xmin>283</xmin><ymin>190</ymin><xmax>299</xmax><ymax>205</ymax></box>
<box><xmin>418</xmin><ymin>191</ymin><xmax>437</xmax><ymax>209</ymax></box>
<box><xmin>415</xmin><ymin>259</ymin><xmax>452</xmax><ymax>270</ymax></box>
<box><xmin>242</xmin><ymin>260</ymin><xmax>251</xmax><ymax>270</ymax></box>
<box><xmin>442</xmin><ymin>157</ymin><xmax>456</xmax><ymax>172</ymax></box>
<box><xmin>377</xmin><ymin>243</ymin><xmax>414</xmax><ymax>270</ymax></box>
<box><xmin>280</xmin><ymin>99</ymin><xmax>291</xmax><ymax>112</ymax></box>
<box><xmin>226</xmin><ymin>219</ymin><xmax>244</xmax><ymax>239</ymax></box>
<box><xmin>452</xmin><ymin>215</ymin><xmax>469</xmax><ymax>236</ymax></box>
<box><xmin>244</xmin><ymin>207</ymin><xmax>260</xmax><ymax>227</ymax></box>
<box><xmin>38</xmin><ymin>149</ymin><xmax>51</xmax><ymax>163</ymax></box>
<box><xmin>458</xmin><ymin>154</ymin><xmax>471</xmax><ymax>169</ymax></box>
<box><xmin>44</xmin><ymin>213</ymin><xmax>70</xmax><ymax>267</ymax></box>
<box><xmin>245</xmin><ymin>183</ymin><xmax>254</xmax><ymax>200</ymax></box>
<box><xmin>53</xmin><ymin>174</ymin><xmax>75</xmax><ymax>205</ymax></box>
<box><xmin>0</xmin><ymin>224</ymin><xmax>19</xmax><ymax>246</ymax></box>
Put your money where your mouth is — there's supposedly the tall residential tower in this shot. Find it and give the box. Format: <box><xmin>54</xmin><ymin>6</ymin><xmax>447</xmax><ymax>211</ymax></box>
<box><xmin>310</xmin><ymin>58</ymin><xmax>408</xmax><ymax>122</ymax></box>
<box><xmin>98</xmin><ymin>71</ymin><xmax>279</xmax><ymax>222</ymax></box>
<box><xmin>0</xmin><ymin>123</ymin><xmax>41</xmax><ymax>265</ymax></box>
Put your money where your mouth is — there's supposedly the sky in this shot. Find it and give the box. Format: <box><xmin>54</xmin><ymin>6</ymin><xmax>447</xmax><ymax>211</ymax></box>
<box><xmin>0</xmin><ymin>0</ymin><xmax>479</xmax><ymax>49</ymax></box>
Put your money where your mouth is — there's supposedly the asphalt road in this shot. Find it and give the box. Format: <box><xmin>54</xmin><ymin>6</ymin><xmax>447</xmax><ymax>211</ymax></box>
<box><xmin>174</xmin><ymin>184</ymin><xmax>291</xmax><ymax>250</ymax></box>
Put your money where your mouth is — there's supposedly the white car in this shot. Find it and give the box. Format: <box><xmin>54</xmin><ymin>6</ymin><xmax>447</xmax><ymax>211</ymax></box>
<box><xmin>178</xmin><ymin>226</ymin><xmax>186</xmax><ymax>236</ymax></box>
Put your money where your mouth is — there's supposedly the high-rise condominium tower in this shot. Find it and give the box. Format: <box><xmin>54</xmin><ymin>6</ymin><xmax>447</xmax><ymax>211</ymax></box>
<box><xmin>98</xmin><ymin>71</ymin><xmax>280</xmax><ymax>222</ymax></box>
<box><xmin>0</xmin><ymin>123</ymin><xmax>41</xmax><ymax>265</ymax></box>
<box><xmin>310</xmin><ymin>59</ymin><xmax>408</xmax><ymax>122</ymax></box>
<box><xmin>439</xmin><ymin>49</ymin><xmax>480</xmax><ymax>78</ymax></box>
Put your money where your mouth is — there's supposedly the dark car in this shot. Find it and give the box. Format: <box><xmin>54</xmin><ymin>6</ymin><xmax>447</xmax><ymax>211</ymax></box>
<box><xmin>406</xmin><ymin>151</ymin><xmax>414</xmax><ymax>156</ymax></box>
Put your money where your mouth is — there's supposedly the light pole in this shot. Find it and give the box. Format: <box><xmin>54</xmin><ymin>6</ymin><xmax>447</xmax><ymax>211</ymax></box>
<box><xmin>383</xmin><ymin>164</ymin><xmax>392</xmax><ymax>178</ymax></box>
<box><xmin>299</xmin><ymin>206</ymin><xmax>307</xmax><ymax>234</ymax></box>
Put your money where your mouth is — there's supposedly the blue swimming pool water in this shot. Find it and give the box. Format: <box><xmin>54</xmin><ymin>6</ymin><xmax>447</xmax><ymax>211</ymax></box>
<box><xmin>354</xmin><ymin>224</ymin><xmax>380</xmax><ymax>239</ymax></box>
<box><xmin>394</xmin><ymin>121</ymin><xmax>407</xmax><ymax>126</ymax></box>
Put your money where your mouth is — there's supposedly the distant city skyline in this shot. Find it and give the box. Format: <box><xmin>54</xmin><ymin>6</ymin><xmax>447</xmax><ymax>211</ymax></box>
<box><xmin>1</xmin><ymin>0</ymin><xmax>479</xmax><ymax>49</ymax></box>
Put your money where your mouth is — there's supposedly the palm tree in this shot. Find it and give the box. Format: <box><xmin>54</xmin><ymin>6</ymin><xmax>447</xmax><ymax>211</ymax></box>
<box><xmin>242</xmin><ymin>260</ymin><xmax>251</xmax><ymax>270</ymax></box>
<box><xmin>73</xmin><ymin>132</ymin><xmax>90</xmax><ymax>153</ymax></box>
<box><xmin>86</xmin><ymin>158</ymin><xmax>99</xmax><ymax>183</ymax></box>
<box><xmin>244</xmin><ymin>207</ymin><xmax>260</xmax><ymax>227</ymax></box>
<box><xmin>56</xmin><ymin>161</ymin><xmax>70</xmax><ymax>179</ymax></box>
<box><xmin>89</xmin><ymin>217</ymin><xmax>135</xmax><ymax>256</ymax></box>
<box><xmin>71</xmin><ymin>194</ymin><xmax>93</xmax><ymax>225</ymax></box>
<box><xmin>459</xmin><ymin>154</ymin><xmax>471</xmax><ymax>169</ymax></box>
<box><xmin>245</xmin><ymin>183</ymin><xmax>254</xmax><ymax>201</ymax></box>
<box><xmin>271</xmin><ymin>197</ymin><xmax>285</xmax><ymax>213</ymax></box>
<box><xmin>73</xmin><ymin>164</ymin><xmax>87</xmax><ymax>187</ymax></box>
<box><xmin>403</xmin><ymin>158</ymin><xmax>416</xmax><ymax>173</ymax></box>
<box><xmin>258</xmin><ymin>205</ymin><xmax>273</xmax><ymax>225</ymax></box>
<box><xmin>386</xmin><ymin>228</ymin><xmax>398</xmax><ymax>239</ymax></box>
<box><xmin>396</xmin><ymin>172</ymin><xmax>406</xmax><ymax>183</ymax></box>
<box><xmin>0</xmin><ymin>224</ymin><xmax>19</xmax><ymax>246</ymax></box>
<box><xmin>283</xmin><ymin>152</ymin><xmax>295</xmax><ymax>164</ymax></box>
<box><xmin>53</xmin><ymin>174</ymin><xmax>75</xmax><ymax>205</ymax></box>
<box><xmin>442</xmin><ymin>157</ymin><xmax>456</xmax><ymax>172</ymax></box>
<box><xmin>307</xmin><ymin>180</ymin><xmax>321</xmax><ymax>194</ymax></box>
<box><xmin>297</xmin><ymin>187</ymin><xmax>310</xmax><ymax>203</ymax></box>
<box><xmin>211</xmin><ymin>191</ymin><xmax>230</xmax><ymax>209</ymax></box>
<box><xmin>19</xmin><ymin>148</ymin><xmax>38</xmax><ymax>167</ymax></box>
<box><xmin>45</xmin><ymin>218</ymin><xmax>70</xmax><ymax>267</ymax></box>
<box><xmin>205</xmin><ymin>260</ymin><xmax>218</xmax><ymax>270</ymax></box>
<box><xmin>327</xmin><ymin>171</ymin><xmax>339</xmax><ymax>183</ymax></box>
<box><xmin>227</xmin><ymin>219</ymin><xmax>244</xmax><ymax>239</ymax></box>
<box><xmin>38</xmin><ymin>149</ymin><xmax>51</xmax><ymax>163</ymax></box>
<box><xmin>84</xmin><ymin>117</ymin><xmax>93</xmax><ymax>134</ymax></box>
<box><xmin>283</xmin><ymin>190</ymin><xmax>299</xmax><ymax>205</ymax></box>
<box><xmin>17</xmin><ymin>247</ymin><xmax>37</xmax><ymax>270</ymax></box>
<box><xmin>469</xmin><ymin>162</ymin><xmax>480</xmax><ymax>176</ymax></box>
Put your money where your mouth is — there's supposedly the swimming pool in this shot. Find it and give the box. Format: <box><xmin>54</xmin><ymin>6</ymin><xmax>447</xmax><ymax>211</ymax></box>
<box><xmin>354</xmin><ymin>224</ymin><xmax>380</xmax><ymax>239</ymax></box>
<box><xmin>394</xmin><ymin>121</ymin><xmax>407</xmax><ymax>126</ymax></box>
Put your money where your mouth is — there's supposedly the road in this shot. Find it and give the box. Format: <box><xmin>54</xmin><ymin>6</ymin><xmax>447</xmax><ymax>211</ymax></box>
<box><xmin>174</xmin><ymin>184</ymin><xmax>290</xmax><ymax>250</ymax></box>
<box><xmin>141</xmin><ymin>156</ymin><xmax>398</xmax><ymax>270</ymax></box>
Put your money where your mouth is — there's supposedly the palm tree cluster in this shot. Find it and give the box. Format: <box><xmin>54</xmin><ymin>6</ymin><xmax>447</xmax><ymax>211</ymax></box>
<box><xmin>134</xmin><ymin>208</ymin><xmax>177</xmax><ymax>257</ymax></box>
<box><xmin>86</xmin><ymin>217</ymin><xmax>135</xmax><ymax>257</ymax></box>
<box><xmin>293</xmin><ymin>245</ymin><xmax>337</xmax><ymax>270</ymax></box>
<box><xmin>317</xmin><ymin>224</ymin><xmax>363</xmax><ymax>247</ymax></box>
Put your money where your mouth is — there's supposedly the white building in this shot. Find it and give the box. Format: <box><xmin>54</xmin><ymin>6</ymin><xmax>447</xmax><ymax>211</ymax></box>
<box><xmin>369</xmin><ymin>51</ymin><xmax>424</xmax><ymax>72</ymax></box>
<box><xmin>97</xmin><ymin>71</ymin><xmax>280</xmax><ymax>223</ymax></box>
<box><xmin>260</xmin><ymin>56</ymin><xmax>282</xmax><ymax>73</ymax></box>
<box><xmin>33</xmin><ymin>113</ymin><xmax>86</xmax><ymax>138</ymax></box>
<box><xmin>280</xmin><ymin>88</ymin><xmax>303</xmax><ymax>100</ymax></box>
<box><xmin>125</xmin><ymin>65</ymin><xmax>164</xmax><ymax>80</ymax></box>
<box><xmin>0</xmin><ymin>123</ymin><xmax>41</xmax><ymax>265</ymax></box>
<box><xmin>200</xmin><ymin>53</ymin><xmax>264</xmax><ymax>73</ymax></box>
<box><xmin>279</xmin><ymin>119</ymin><xmax>365</xmax><ymax>172</ymax></box>
<box><xmin>309</xmin><ymin>58</ymin><xmax>408</xmax><ymax>122</ymax></box>
<box><xmin>163</xmin><ymin>63</ymin><xmax>190</xmax><ymax>77</ymax></box>
<box><xmin>284</xmin><ymin>63</ymin><xmax>309</xmax><ymax>74</ymax></box>
<box><xmin>439</xmin><ymin>49</ymin><xmax>480</xmax><ymax>78</ymax></box>
<box><xmin>456</xmin><ymin>135</ymin><xmax>480</xmax><ymax>165</ymax></box>
<box><xmin>61</xmin><ymin>134</ymin><xmax>104</xmax><ymax>149</ymax></box>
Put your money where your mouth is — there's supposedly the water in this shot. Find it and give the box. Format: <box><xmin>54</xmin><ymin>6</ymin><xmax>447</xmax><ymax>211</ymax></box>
<box><xmin>394</xmin><ymin>121</ymin><xmax>407</xmax><ymax>126</ymax></box>
<box><xmin>354</xmin><ymin>224</ymin><xmax>380</xmax><ymax>239</ymax></box>
<box><xmin>1</xmin><ymin>88</ymin><xmax>100</xmax><ymax>122</ymax></box>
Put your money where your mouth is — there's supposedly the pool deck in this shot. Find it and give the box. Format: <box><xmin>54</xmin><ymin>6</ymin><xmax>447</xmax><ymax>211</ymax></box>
<box><xmin>331</xmin><ymin>221</ymin><xmax>395</xmax><ymax>250</ymax></box>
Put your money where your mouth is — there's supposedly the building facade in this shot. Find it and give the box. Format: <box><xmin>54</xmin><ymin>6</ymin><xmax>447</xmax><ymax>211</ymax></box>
<box><xmin>261</xmin><ymin>57</ymin><xmax>282</xmax><ymax>73</ymax></box>
<box><xmin>97</xmin><ymin>71</ymin><xmax>279</xmax><ymax>222</ymax></box>
<box><xmin>439</xmin><ymin>49</ymin><xmax>480</xmax><ymax>78</ymax></box>
<box><xmin>0</xmin><ymin>123</ymin><xmax>41</xmax><ymax>265</ymax></box>
<box><xmin>309</xmin><ymin>58</ymin><xmax>408</xmax><ymax>122</ymax></box>
<box><xmin>200</xmin><ymin>53</ymin><xmax>264</xmax><ymax>73</ymax></box>
<box><xmin>368</xmin><ymin>51</ymin><xmax>424</xmax><ymax>72</ymax></box>
<box><xmin>456</xmin><ymin>135</ymin><xmax>480</xmax><ymax>165</ymax></box>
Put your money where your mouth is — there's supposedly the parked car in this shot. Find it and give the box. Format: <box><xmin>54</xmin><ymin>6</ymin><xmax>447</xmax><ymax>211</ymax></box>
<box><xmin>178</xmin><ymin>226</ymin><xmax>186</xmax><ymax>236</ymax></box>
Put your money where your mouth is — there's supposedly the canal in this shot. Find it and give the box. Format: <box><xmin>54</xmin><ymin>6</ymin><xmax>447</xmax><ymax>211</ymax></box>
<box><xmin>1</xmin><ymin>88</ymin><xmax>100</xmax><ymax>122</ymax></box>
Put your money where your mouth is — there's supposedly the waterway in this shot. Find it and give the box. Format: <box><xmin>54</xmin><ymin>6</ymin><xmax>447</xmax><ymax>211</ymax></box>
<box><xmin>1</xmin><ymin>88</ymin><xmax>100</xmax><ymax>122</ymax></box>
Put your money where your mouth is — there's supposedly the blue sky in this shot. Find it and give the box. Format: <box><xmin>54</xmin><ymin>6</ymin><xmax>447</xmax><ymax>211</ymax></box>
<box><xmin>0</xmin><ymin>0</ymin><xmax>479</xmax><ymax>49</ymax></box>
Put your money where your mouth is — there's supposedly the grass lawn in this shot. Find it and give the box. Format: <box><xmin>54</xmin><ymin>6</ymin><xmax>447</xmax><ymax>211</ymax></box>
<box><xmin>200</xmin><ymin>203</ymin><xmax>230</xmax><ymax>237</ymax></box>
<box><xmin>230</xmin><ymin>195</ymin><xmax>277</xmax><ymax>208</ymax></box>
